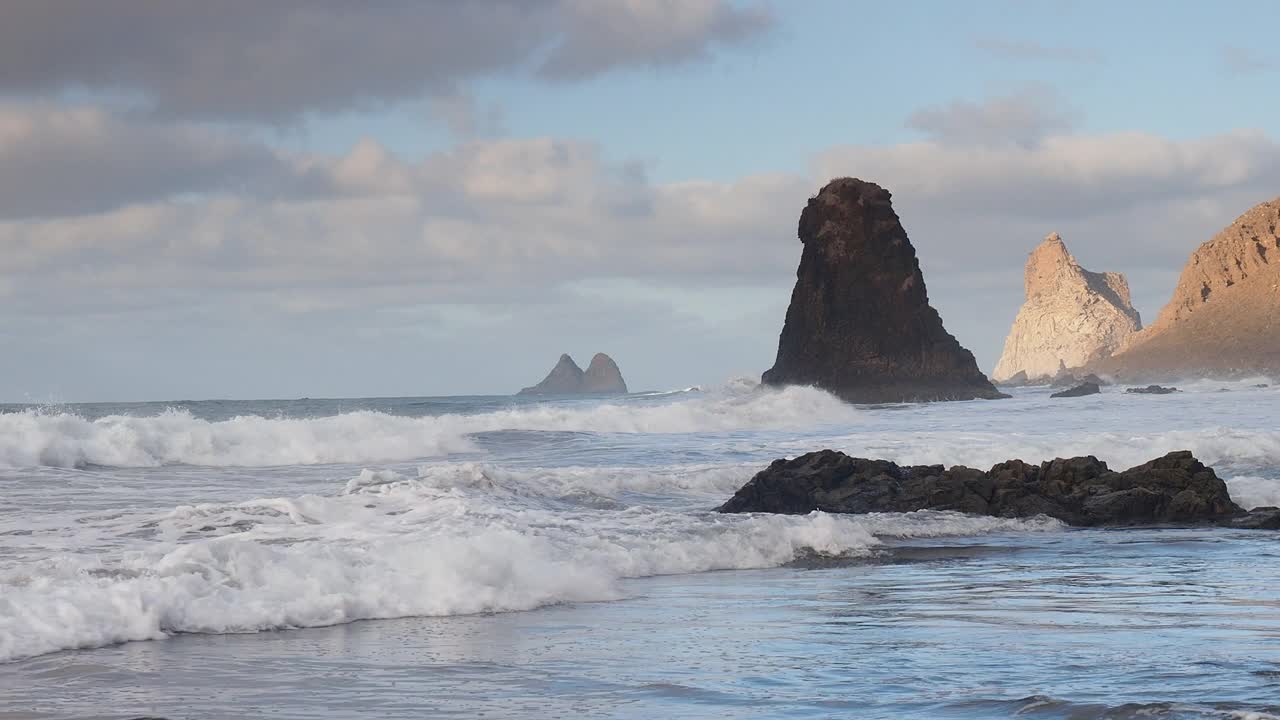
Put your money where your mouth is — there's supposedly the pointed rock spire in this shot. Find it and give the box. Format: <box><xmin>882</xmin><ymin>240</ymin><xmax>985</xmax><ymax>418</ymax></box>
<box><xmin>993</xmin><ymin>233</ymin><xmax>1140</xmax><ymax>383</ymax></box>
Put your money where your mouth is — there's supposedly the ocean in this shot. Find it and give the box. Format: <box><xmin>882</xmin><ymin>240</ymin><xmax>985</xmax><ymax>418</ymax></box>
<box><xmin>2</xmin><ymin>380</ymin><xmax>1279</xmax><ymax>719</ymax></box>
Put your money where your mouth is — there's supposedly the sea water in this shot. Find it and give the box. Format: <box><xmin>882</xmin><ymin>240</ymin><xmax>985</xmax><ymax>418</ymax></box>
<box><xmin>1</xmin><ymin>380</ymin><xmax>1279</xmax><ymax>719</ymax></box>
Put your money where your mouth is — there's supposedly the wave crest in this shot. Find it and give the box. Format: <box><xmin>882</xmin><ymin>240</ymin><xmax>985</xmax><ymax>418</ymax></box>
<box><xmin>0</xmin><ymin>383</ymin><xmax>858</xmax><ymax>468</ymax></box>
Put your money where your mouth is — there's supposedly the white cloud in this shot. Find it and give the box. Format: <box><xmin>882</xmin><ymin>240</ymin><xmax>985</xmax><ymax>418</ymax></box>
<box><xmin>4</xmin><ymin>98</ymin><xmax>1280</xmax><ymax>397</ymax></box>
<box><xmin>905</xmin><ymin>88</ymin><xmax>1076</xmax><ymax>147</ymax></box>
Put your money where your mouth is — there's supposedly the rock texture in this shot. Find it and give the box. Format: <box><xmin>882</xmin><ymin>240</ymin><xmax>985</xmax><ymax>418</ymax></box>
<box><xmin>1050</xmin><ymin>382</ymin><xmax>1100</xmax><ymax>398</ymax></box>
<box><xmin>718</xmin><ymin>449</ymin><xmax>1261</xmax><ymax>527</ymax></box>
<box><xmin>518</xmin><ymin>353</ymin><xmax>628</xmax><ymax>395</ymax></box>
<box><xmin>582</xmin><ymin>353</ymin><xmax>628</xmax><ymax>393</ymax></box>
<box><xmin>761</xmin><ymin>178</ymin><xmax>1005</xmax><ymax>403</ymax></box>
<box><xmin>1126</xmin><ymin>385</ymin><xmax>1177</xmax><ymax>395</ymax></box>
<box><xmin>1099</xmin><ymin>198</ymin><xmax>1280</xmax><ymax>379</ymax></box>
<box><xmin>993</xmin><ymin>234</ymin><xmax>1141</xmax><ymax>383</ymax></box>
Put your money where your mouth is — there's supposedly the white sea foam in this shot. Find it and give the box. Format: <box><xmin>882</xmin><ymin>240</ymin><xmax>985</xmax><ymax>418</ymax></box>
<box><xmin>0</xmin><ymin>383</ymin><xmax>860</xmax><ymax>468</ymax></box>
<box><xmin>1225</xmin><ymin>476</ymin><xmax>1280</xmax><ymax>510</ymax></box>
<box><xmin>0</xmin><ymin>461</ymin><xmax>1062</xmax><ymax>663</ymax></box>
<box><xmin>798</xmin><ymin>427</ymin><xmax>1280</xmax><ymax>478</ymax></box>
<box><xmin>8</xmin><ymin>379</ymin><xmax>1280</xmax><ymax>471</ymax></box>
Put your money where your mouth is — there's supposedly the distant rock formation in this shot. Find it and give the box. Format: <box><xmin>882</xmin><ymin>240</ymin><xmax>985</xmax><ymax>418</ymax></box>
<box><xmin>518</xmin><ymin>353</ymin><xmax>628</xmax><ymax>395</ymax></box>
<box><xmin>717</xmin><ymin>449</ymin><xmax>1275</xmax><ymax>528</ymax></box>
<box><xmin>1099</xmin><ymin>197</ymin><xmax>1280</xmax><ymax>379</ymax></box>
<box><xmin>761</xmin><ymin>178</ymin><xmax>1006</xmax><ymax>403</ymax></box>
<box><xmin>992</xmin><ymin>233</ymin><xmax>1141</xmax><ymax>384</ymax></box>
<box><xmin>582</xmin><ymin>353</ymin><xmax>628</xmax><ymax>393</ymax></box>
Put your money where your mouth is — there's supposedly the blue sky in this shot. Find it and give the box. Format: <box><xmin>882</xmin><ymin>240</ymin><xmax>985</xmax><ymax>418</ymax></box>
<box><xmin>296</xmin><ymin>0</ymin><xmax>1280</xmax><ymax>178</ymax></box>
<box><xmin>1</xmin><ymin>1</ymin><xmax>1278</xmax><ymax>401</ymax></box>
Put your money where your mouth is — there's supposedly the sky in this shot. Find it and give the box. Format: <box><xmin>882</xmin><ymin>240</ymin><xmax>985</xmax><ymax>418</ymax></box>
<box><xmin>1</xmin><ymin>0</ymin><xmax>1278</xmax><ymax>402</ymax></box>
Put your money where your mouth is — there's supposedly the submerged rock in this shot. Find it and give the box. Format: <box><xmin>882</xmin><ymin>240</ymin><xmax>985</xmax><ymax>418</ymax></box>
<box><xmin>718</xmin><ymin>449</ymin><xmax>1254</xmax><ymax>527</ymax></box>
<box><xmin>1229</xmin><ymin>507</ymin><xmax>1280</xmax><ymax>529</ymax></box>
<box><xmin>761</xmin><ymin>178</ymin><xmax>1005</xmax><ymax>403</ymax></box>
<box><xmin>993</xmin><ymin>233</ymin><xmax>1141</xmax><ymax>383</ymax></box>
<box><xmin>1125</xmin><ymin>385</ymin><xmax>1178</xmax><ymax>395</ymax></box>
<box><xmin>1050</xmin><ymin>382</ymin><xmax>1101</xmax><ymax>398</ymax></box>
<box><xmin>1049</xmin><ymin>369</ymin><xmax>1106</xmax><ymax>388</ymax></box>
<box><xmin>518</xmin><ymin>353</ymin><xmax>629</xmax><ymax>395</ymax></box>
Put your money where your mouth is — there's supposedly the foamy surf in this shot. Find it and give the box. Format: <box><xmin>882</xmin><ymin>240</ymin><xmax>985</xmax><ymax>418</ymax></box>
<box><xmin>0</xmin><ymin>459</ymin><xmax>1066</xmax><ymax>663</ymax></box>
<box><xmin>0</xmin><ymin>383</ymin><xmax>859</xmax><ymax>469</ymax></box>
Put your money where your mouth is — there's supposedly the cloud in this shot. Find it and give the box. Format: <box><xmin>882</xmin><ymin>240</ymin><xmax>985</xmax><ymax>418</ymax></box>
<box><xmin>428</xmin><ymin>93</ymin><xmax>507</xmax><ymax>140</ymax></box>
<box><xmin>0</xmin><ymin>129</ymin><xmax>804</xmax><ymax>319</ymax></box>
<box><xmin>539</xmin><ymin>0</ymin><xmax>772</xmax><ymax>79</ymax></box>
<box><xmin>819</xmin><ymin>129</ymin><xmax>1280</xmax><ymax>222</ymax></box>
<box><xmin>974</xmin><ymin>38</ymin><xmax>1103</xmax><ymax>64</ymax></box>
<box><xmin>4</xmin><ymin>99</ymin><xmax>1280</xmax><ymax>395</ymax></box>
<box><xmin>6</xmin><ymin>108</ymin><xmax>1278</xmax><ymax>322</ymax></box>
<box><xmin>1221</xmin><ymin>46</ymin><xmax>1273</xmax><ymax>75</ymax></box>
<box><xmin>0</xmin><ymin>104</ymin><xmax>287</xmax><ymax>219</ymax></box>
<box><xmin>0</xmin><ymin>1</ymin><xmax>774</xmax><ymax>122</ymax></box>
<box><xmin>905</xmin><ymin>88</ymin><xmax>1077</xmax><ymax>147</ymax></box>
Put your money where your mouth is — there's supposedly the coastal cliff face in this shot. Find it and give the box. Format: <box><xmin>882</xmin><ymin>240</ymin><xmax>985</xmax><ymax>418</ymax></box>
<box><xmin>761</xmin><ymin>178</ymin><xmax>1005</xmax><ymax>403</ymax></box>
<box><xmin>518</xmin><ymin>353</ymin><xmax>628</xmax><ymax>395</ymax></box>
<box><xmin>1099</xmin><ymin>198</ymin><xmax>1280</xmax><ymax>378</ymax></box>
<box><xmin>992</xmin><ymin>234</ymin><xmax>1141</xmax><ymax>383</ymax></box>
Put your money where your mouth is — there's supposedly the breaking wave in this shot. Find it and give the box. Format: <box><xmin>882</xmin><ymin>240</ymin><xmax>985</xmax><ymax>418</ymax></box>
<box><xmin>0</xmin><ymin>384</ymin><xmax>860</xmax><ymax>468</ymax></box>
<box><xmin>0</xmin><ymin>462</ymin><xmax>1060</xmax><ymax>663</ymax></box>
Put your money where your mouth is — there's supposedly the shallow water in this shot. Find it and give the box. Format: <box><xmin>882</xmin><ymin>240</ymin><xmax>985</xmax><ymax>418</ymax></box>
<box><xmin>2</xmin><ymin>379</ymin><xmax>1279</xmax><ymax>718</ymax></box>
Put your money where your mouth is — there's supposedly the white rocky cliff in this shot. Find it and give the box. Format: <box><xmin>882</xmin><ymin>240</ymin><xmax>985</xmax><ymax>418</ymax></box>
<box><xmin>993</xmin><ymin>233</ymin><xmax>1141</xmax><ymax>383</ymax></box>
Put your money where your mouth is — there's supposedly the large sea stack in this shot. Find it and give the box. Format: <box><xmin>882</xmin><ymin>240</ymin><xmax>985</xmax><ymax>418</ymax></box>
<box><xmin>1098</xmin><ymin>197</ymin><xmax>1280</xmax><ymax>379</ymax></box>
<box><xmin>762</xmin><ymin>178</ymin><xmax>1005</xmax><ymax>403</ymax></box>
<box><xmin>993</xmin><ymin>233</ymin><xmax>1141</xmax><ymax>384</ymax></box>
<box><xmin>518</xmin><ymin>353</ymin><xmax>628</xmax><ymax>395</ymax></box>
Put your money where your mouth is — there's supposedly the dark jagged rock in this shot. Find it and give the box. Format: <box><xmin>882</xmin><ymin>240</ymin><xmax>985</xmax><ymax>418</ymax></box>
<box><xmin>761</xmin><ymin>178</ymin><xmax>1006</xmax><ymax>404</ymax></box>
<box><xmin>518</xmin><ymin>353</ymin><xmax>628</xmax><ymax>395</ymax></box>
<box><xmin>1126</xmin><ymin>385</ymin><xmax>1178</xmax><ymax>395</ymax></box>
<box><xmin>718</xmin><ymin>449</ymin><xmax>1253</xmax><ymax>527</ymax></box>
<box><xmin>582</xmin><ymin>353</ymin><xmax>628</xmax><ymax>393</ymax></box>
<box><xmin>1051</xmin><ymin>382</ymin><xmax>1101</xmax><ymax>398</ymax></box>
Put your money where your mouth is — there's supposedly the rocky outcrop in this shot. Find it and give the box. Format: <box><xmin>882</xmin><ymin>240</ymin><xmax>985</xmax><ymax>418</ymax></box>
<box><xmin>1126</xmin><ymin>385</ymin><xmax>1178</xmax><ymax>395</ymax></box>
<box><xmin>582</xmin><ymin>353</ymin><xmax>628</xmax><ymax>393</ymax></box>
<box><xmin>518</xmin><ymin>353</ymin><xmax>628</xmax><ymax>395</ymax></box>
<box><xmin>993</xmin><ymin>234</ymin><xmax>1141</xmax><ymax>383</ymax></box>
<box><xmin>761</xmin><ymin>178</ymin><xmax>1005</xmax><ymax>403</ymax></box>
<box><xmin>1050</xmin><ymin>382</ymin><xmax>1100</xmax><ymax>398</ymax></box>
<box><xmin>1098</xmin><ymin>198</ymin><xmax>1280</xmax><ymax>379</ymax></box>
<box><xmin>717</xmin><ymin>449</ymin><xmax>1263</xmax><ymax>527</ymax></box>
